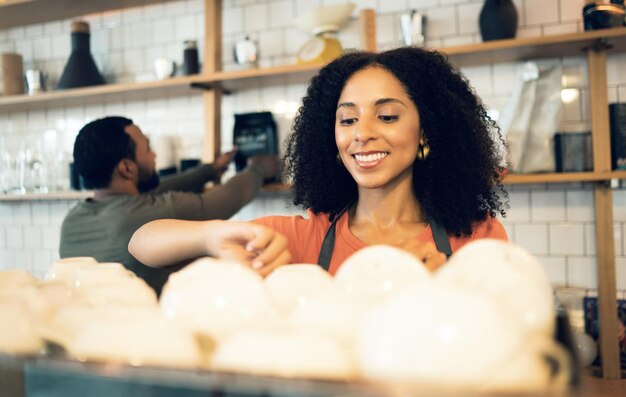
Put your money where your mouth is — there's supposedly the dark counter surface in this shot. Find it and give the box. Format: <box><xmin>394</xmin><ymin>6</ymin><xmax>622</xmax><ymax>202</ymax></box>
<box><xmin>1</xmin><ymin>354</ymin><xmax>624</xmax><ymax>397</ymax></box>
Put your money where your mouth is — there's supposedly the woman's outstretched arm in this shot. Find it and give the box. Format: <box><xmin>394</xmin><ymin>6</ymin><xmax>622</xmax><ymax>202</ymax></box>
<box><xmin>128</xmin><ymin>219</ymin><xmax>292</xmax><ymax>276</ymax></box>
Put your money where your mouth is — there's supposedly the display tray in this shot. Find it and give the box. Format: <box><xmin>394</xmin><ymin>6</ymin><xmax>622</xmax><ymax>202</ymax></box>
<box><xmin>0</xmin><ymin>353</ymin><xmax>571</xmax><ymax>397</ymax></box>
<box><xmin>0</xmin><ymin>354</ymin><xmax>417</xmax><ymax>397</ymax></box>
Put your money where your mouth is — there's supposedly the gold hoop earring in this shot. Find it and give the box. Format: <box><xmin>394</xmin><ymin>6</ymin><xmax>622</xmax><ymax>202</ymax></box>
<box><xmin>417</xmin><ymin>144</ymin><xmax>430</xmax><ymax>160</ymax></box>
<box><xmin>336</xmin><ymin>153</ymin><xmax>344</xmax><ymax>167</ymax></box>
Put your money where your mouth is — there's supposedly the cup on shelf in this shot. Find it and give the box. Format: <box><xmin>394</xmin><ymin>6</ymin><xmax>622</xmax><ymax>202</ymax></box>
<box><xmin>25</xmin><ymin>69</ymin><xmax>46</xmax><ymax>95</ymax></box>
<box><xmin>46</xmin><ymin>150</ymin><xmax>71</xmax><ymax>192</ymax></box>
<box><xmin>233</xmin><ymin>36</ymin><xmax>258</xmax><ymax>67</ymax></box>
<box><xmin>23</xmin><ymin>140</ymin><xmax>48</xmax><ymax>194</ymax></box>
<box><xmin>1</xmin><ymin>148</ymin><xmax>26</xmax><ymax>194</ymax></box>
<box><xmin>399</xmin><ymin>11</ymin><xmax>426</xmax><ymax>46</ymax></box>
<box><xmin>154</xmin><ymin>58</ymin><xmax>176</xmax><ymax>80</ymax></box>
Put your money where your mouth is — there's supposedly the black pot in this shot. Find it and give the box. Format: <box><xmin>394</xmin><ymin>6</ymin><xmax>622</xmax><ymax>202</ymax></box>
<box><xmin>479</xmin><ymin>0</ymin><xmax>519</xmax><ymax>42</ymax></box>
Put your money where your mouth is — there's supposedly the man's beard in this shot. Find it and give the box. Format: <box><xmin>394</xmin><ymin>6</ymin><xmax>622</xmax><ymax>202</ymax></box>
<box><xmin>137</xmin><ymin>172</ymin><xmax>160</xmax><ymax>193</ymax></box>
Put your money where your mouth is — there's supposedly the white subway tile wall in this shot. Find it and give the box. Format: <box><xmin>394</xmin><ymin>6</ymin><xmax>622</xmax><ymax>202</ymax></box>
<box><xmin>0</xmin><ymin>0</ymin><xmax>625</xmax><ymax>293</ymax></box>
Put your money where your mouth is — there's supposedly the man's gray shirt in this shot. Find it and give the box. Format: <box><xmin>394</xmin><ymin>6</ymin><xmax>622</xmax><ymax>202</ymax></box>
<box><xmin>59</xmin><ymin>164</ymin><xmax>265</xmax><ymax>294</ymax></box>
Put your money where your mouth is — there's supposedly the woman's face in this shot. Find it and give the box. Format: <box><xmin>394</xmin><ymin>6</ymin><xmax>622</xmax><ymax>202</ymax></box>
<box><xmin>335</xmin><ymin>66</ymin><xmax>421</xmax><ymax>190</ymax></box>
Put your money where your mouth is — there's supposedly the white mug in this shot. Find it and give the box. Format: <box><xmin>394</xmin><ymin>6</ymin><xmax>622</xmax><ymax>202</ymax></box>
<box><xmin>233</xmin><ymin>37</ymin><xmax>258</xmax><ymax>66</ymax></box>
<box><xmin>154</xmin><ymin>58</ymin><xmax>175</xmax><ymax>80</ymax></box>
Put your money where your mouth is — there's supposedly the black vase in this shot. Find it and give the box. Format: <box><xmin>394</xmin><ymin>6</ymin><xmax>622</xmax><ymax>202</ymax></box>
<box><xmin>479</xmin><ymin>0</ymin><xmax>518</xmax><ymax>42</ymax></box>
<box><xmin>57</xmin><ymin>21</ymin><xmax>104</xmax><ymax>89</ymax></box>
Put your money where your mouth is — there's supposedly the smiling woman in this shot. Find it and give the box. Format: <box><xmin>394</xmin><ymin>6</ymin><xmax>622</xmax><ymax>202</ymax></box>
<box><xmin>129</xmin><ymin>47</ymin><xmax>508</xmax><ymax>276</ymax></box>
<box><xmin>334</xmin><ymin>67</ymin><xmax>422</xmax><ymax>191</ymax></box>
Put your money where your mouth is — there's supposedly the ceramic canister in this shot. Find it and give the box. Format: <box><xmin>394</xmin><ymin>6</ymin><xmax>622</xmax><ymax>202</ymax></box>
<box><xmin>0</xmin><ymin>53</ymin><xmax>24</xmax><ymax>96</ymax></box>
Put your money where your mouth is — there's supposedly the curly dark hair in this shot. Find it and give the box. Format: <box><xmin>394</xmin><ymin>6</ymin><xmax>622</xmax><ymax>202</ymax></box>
<box><xmin>283</xmin><ymin>47</ymin><xmax>507</xmax><ymax>236</ymax></box>
<box><xmin>74</xmin><ymin>116</ymin><xmax>135</xmax><ymax>189</ymax></box>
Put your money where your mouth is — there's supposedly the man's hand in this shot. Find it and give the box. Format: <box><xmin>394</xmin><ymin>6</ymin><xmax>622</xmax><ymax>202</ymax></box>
<box><xmin>205</xmin><ymin>220</ymin><xmax>292</xmax><ymax>276</ymax></box>
<box><xmin>211</xmin><ymin>149</ymin><xmax>238</xmax><ymax>177</ymax></box>
<box><xmin>397</xmin><ymin>240</ymin><xmax>447</xmax><ymax>272</ymax></box>
<box><xmin>248</xmin><ymin>154</ymin><xmax>280</xmax><ymax>179</ymax></box>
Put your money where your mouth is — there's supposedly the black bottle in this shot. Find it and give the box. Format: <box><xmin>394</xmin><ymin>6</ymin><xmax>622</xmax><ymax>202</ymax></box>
<box><xmin>57</xmin><ymin>21</ymin><xmax>104</xmax><ymax>89</ymax></box>
<box><xmin>183</xmin><ymin>40</ymin><xmax>200</xmax><ymax>75</ymax></box>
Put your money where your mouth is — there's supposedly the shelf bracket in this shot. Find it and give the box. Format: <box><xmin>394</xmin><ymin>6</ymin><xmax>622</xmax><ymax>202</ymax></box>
<box><xmin>583</xmin><ymin>38</ymin><xmax>613</xmax><ymax>53</ymax></box>
<box><xmin>190</xmin><ymin>82</ymin><xmax>231</xmax><ymax>95</ymax></box>
<box><xmin>190</xmin><ymin>82</ymin><xmax>213</xmax><ymax>90</ymax></box>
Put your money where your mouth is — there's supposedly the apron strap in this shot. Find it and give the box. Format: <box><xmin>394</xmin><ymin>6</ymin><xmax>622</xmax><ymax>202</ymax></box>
<box><xmin>429</xmin><ymin>218</ymin><xmax>452</xmax><ymax>258</ymax></box>
<box><xmin>318</xmin><ymin>205</ymin><xmax>452</xmax><ymax>270</ymax></box>
<box><xmin>317</xmin><ymin>201</ymin><xmax>353</xmax><ymax>271</ymax></box>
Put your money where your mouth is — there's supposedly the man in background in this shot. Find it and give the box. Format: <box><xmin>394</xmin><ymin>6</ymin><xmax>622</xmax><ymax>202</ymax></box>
<box><xmin>60</xmin><ymin>116</ymin><xmax>278</xmax><ymax>294</ymax></box>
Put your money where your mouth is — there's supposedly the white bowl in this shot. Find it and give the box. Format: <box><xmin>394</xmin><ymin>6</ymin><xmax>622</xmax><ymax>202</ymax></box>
<box><xmin>45</xmin><ymin>305</ymin><xmax>164</xmax><ymax>347</ymax></box>
<box><xmin>289</xmin><ymin>291</ymin><xmax>369</xmax><ymax>343</ymax></box>
<box><xmin>481</xmin><ymin>336</ymin><xmax>571</xmax><ymax>392</ymax></box>
<box><xmin>212</xmin><ymin>328</ymin><xmax>355</xmax><ymax>380</ymax></box>
<box><xmin>45</xmin><ymin>257</ymin><xmax>98</xmax><ymax>285</ymax></box>
<box><xmin>72</xmin><ymin>262</ymin><xmax>135</xmax><ymax>289</ymax></box>
<box><xmin>0</xmin><ymin>285</ymin><xmax>52</xmax><ymax>324</ymax></box>
<box><xmin>68</xmin><ymin>316</ymin><xmax>201</xmax><ymax>368</ymax></box>
<box><xmin>0</xmin><ymin>301</ymin><xmax>43</xmax><ymax>355</ymax></box>
<box><xmin>436</xmin><ymin>239</ymin><xmax>555</xmax><ymax>337</ymax></box>
<box><xmin>160</xmin><ymin>258</ymin><xmax>279</xmax><ymax>340</ymax></box>
<box><xmin>357</xmin><ymin>280</ymin><xmax>522</xmax><ymax>388</ymax></box>
<box><xmin>74</xmin><ymin>277</ymin><xmax>157</xmax><ymax>307</ymax></box>
<box><xmin>37</xmin><ymin>281</ymin><xmax>76</xmax><ymax>312</ymax></box>
<box><xmin>264</xmin><ymin>264</ymin><xmax>335</xmax><ymax>315</ymax></box>
<box><xmin>294</xmin><ymin>3</ymin><xmax>355</xmax><ymax>34</ymax></box>
<box><xmin>0</xmin><ymin>269</ymin><xmax>38</xmax><ymax>288</ymax></box>
<box><xmin>334</xmin><ymin>245</ymin><xmax>431</xmax><ymax>305</ymax></box>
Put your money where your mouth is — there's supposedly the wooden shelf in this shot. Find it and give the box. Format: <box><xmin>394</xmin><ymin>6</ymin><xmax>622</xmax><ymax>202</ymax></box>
<box><xmin>503</xmin><ymin>171</ymin><xmax>610</xmax><ymax>184</ymax></box>
<box><xmin>442</xmin><ymin>27</ymin><xmax>626</xmax><ymax>66</ymax></box>
<box><xmin>0</xmin><ymin>191</ymin><xmax>92</xmax><ymax>201</ymax></box>
<box><xmin>0</xmin><ymin>0</ymin><xmax>175</xmax><ymax>30</ymax></box>
<box><xmin>205</xmin><ymin>63</ymin><xmax>324</xmax><ymax>92</ymax></box>
<box><xmin>262</xmin><ymin>171</ymin><xmax>626</xmax><ymax>192</ymax></box>
<box><xmin>0</xmin><ymin>75</ymin><xmax>206</xmax><ymax>112</ymax></box>
<box><xmin>3</xmin><ymin>28</ymin><xmax>626</xmax><ymax>112</ymax></box>
<box><xmin>0</xmin><ymin>172</ymin><xmax>624</xmax><ymax>200</ymax></box>
<box><xmin>3</xmin><ymin>170</ymin><xmax>623</xmax><ymax>201</ymax></box>
<box><xmin>0</xmin><ymin>64</ymin><xmax>323</xmax><ymax>112</ymax></box>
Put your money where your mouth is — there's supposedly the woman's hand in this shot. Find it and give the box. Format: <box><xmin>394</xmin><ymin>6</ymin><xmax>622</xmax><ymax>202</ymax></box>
<box><xmin>205</xmin><ymin>221</ymin><xmax>292</xmax><ymax>276</ymax></box>
<box><xmin>397</xmin><ymin>240</ymin><xmax>447</xmax><ymax>272</ymax></box>
<box><xmin>129</xmin><ymin>219</ymin><xmax>291</xmax><ymax>276</ymax></box>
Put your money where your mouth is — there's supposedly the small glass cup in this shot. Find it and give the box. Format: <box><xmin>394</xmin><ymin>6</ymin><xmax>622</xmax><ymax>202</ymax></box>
<box><xmin>24</xmin><ymin>141</ymin><xmax>48</xmax><ymax>193</ymax></box>
<box><xmin>1</xmin><ymin>149</ymin><xmax>26</xmax><ymax>194</ymax></box>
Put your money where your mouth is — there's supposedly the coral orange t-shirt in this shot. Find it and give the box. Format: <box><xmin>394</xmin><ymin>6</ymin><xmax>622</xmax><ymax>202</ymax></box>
<box><xmin>254</xmin><ymin>209</ymin><xmax>508</xmax><ymax>275</ymax></box>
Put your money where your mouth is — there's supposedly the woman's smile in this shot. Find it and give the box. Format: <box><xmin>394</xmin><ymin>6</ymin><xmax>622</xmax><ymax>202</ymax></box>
<box><xmin>353</xmin><ymin>151</ymin><xmax>389</xmax><ymax>169</ymax></box>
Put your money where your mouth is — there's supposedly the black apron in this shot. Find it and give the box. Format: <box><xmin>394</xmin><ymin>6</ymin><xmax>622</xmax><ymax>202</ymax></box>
<box><xmin>317</xmin><ymin>203</ymin><xmax>452</xmax><ymax>271</ymax></box>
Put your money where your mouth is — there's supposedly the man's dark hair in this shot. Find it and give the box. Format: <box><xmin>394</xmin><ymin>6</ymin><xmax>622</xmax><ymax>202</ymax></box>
<box><xmin>283</xmin><ymin>47</ymin><xmax>508</xmax><ymax>236</ymax></box>
<box><xmin>73</xmin><ymin>116</ymin><xmax>135</xmax><ymax>189</ymax></box>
